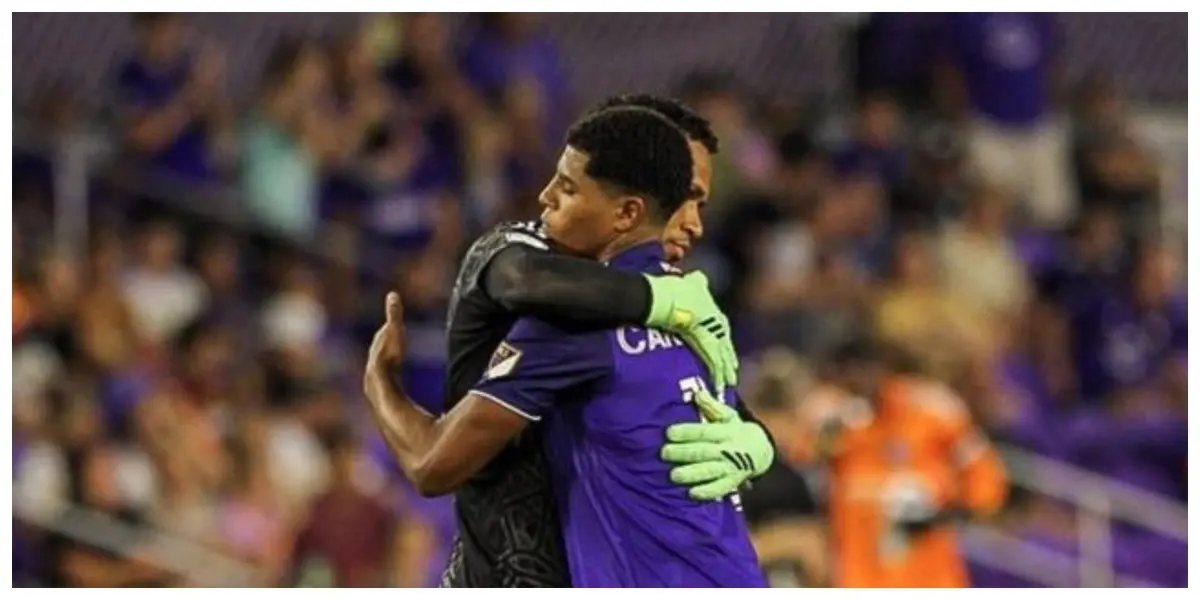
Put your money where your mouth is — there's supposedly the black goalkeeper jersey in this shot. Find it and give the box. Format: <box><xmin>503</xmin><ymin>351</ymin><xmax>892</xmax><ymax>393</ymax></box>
<box><xmin>439</xmin><ymin>221</ymin><xmax>575</xmax><ymax>588</ymax></box>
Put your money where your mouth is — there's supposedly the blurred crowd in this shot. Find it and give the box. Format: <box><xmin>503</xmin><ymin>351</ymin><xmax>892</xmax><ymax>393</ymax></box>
<box><xmin>12</xmin><ymin>13</ymin><xmax>1186</xmax><ymax>587</ymax></box>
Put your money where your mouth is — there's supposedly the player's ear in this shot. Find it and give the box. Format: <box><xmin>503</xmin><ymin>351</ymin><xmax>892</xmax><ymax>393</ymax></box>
<box><xmin>613</xmin><ymin>195</ymin><xmax>646</xmax><ymax>234</ymax></box>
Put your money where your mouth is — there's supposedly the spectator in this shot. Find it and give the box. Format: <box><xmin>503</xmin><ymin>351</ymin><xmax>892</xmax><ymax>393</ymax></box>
<box><xmin>121</xmin><ymin>220</ymin><xmax>207</xmax><ymax>346</ymax></box>
<box><xmin>150</xmin><ymin>445</ymin><xmax>218</xmax><ymax>544</ymax></box>
<box><xmin>681</xmin><ymin>72</ymin><xmax>776</xmax><ymax>206</ymax></box>
<box><xmin>194</xmin><ymin>232</ymin><xmax>251</xmax><ymax>332</ymax></box>
<box><xmin>259</xmin><ymin>382</ymin><xmax>335</xmax><ymax>516</ymax></box>
<box><xmin>260</xmin><ymin>262</ymin><xmax>327</xmax><ymax>371</ymax></box>
<box><xmin>738</xmin><ymin>350</ymin><xmax>826</xmax><ymax>586</ymax></box>
<box><xmin>461</xmin><ymin>14</ymin><xmax>572</xmax><ymax>159</ymax></box>
<box><xmin>114</xmin><ymin>13</ymin><xmax>233</xmax><ymax>182</ymax></box>
<box><xmin>874</xmin><ymin>229</ymin><xmax>990</xmax><ymax>382</ymax></box>
<box><xmin>934</xmin><ymin>13</ymin><xmax>1075</xmax><ymax>229</ymax></box>
<box><xmin>939</xmin><ymin>184</ymin><xmax>1031</xmax><ymax>325</ymax></box>
<box><xmin>1066</xmin><ymin>239</ymin><xmax>1185</xmax><ymax>405</ymax></box>
<box><xmin>1070</xmin><ymin>73</ymin><xmax>1161</xmax><ymax>230</ymax></box>
<box><xmin>717</xmin><ymin>130</ymin><xmax>829</xmax><ymax>309</ymax></box>
<box><xmin>241</xmin><ymin>39</ymin><xmax>334</xmax><ymax>239</ymax></box>
<box><xmin>832</xmin><ymin>92</ymin><xmax>907</xmax><ymax>187</ymax></box>
<box><xmin>289</xmin><ymin>427</ymin><xmax>396</xmax><ymax>587</ymax></box>
<box><xmin>367</xmin><ymin>435</ymin><xmax>454</xmax><ymax>587</ymax></box>
<box><xmin>218</xmin><ymin>435</ymin><xmax>291</xmax><ymax>586</ymax></box>
<box><xmin>890</xmin><ymin>123</ymin><xmax>972</xmax><ymax>229</ymax></box>
<box><xmin>383</xmin><ymin>13</ymin><xmax>482</xmax><ymax>191</ymax></box>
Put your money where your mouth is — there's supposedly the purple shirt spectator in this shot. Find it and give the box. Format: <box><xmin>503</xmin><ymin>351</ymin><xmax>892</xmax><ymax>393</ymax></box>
<box><xmin>460</xmin><ymin>17</ymin><xmax>572</xmax><ymax>146</ymax></box>
<box><xmin>1068</xmin><ymin>290</ymin><xmax>1186</xmax><ymax>402</ymax></box>
<box><xmin>115</xmin><ymin>55</ymin><xmax>216</xmax><ymax>181</ymax></box>
<box><xmin>833</xmin><ymin>145</ymin><xmax>906</xmax><ymax>186</ymax></box>
<box><xmin>939</xmin><ymin>13</ymin><xmax>1059</xmax><ymax>127</ymax></box>
<box><xmin>367</xmin><ymin>434</ymin><xmax>455</xmax><ymax>587</ymax></box>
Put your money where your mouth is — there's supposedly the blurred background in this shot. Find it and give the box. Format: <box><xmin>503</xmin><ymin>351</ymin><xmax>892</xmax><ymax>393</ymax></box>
<box><xmin>11</xmin><ymin>12</ymin><xmax>1187</xmax><ymax>588</ymax></box>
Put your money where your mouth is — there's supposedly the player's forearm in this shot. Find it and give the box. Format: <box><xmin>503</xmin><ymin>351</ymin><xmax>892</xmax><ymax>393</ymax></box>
<box><xmin>365</xmin><ymin>366</ymin><xmax>526</xmax><ymax>496</ymax></box>
<box><xmin>485</xmin><ymin>246</ymin><xmax>651</xmax><ymax>327</ymax></box>
<box><xmin>363</xmin><ymin>365</ymin><xmax>441</xmax><ymax>490</ymax></box>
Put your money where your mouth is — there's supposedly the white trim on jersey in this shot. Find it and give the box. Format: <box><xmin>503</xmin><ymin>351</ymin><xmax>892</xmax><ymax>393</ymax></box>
<box><xmin>469</xmin><ymin>389</ymin><xmax>543</xmax><ymax>422</ymax></box>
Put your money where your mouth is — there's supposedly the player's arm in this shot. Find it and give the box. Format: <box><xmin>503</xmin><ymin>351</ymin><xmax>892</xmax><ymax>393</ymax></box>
<box><xmin>946</xmin><ymin>403</ymin><xmax>1008</xmax><ymax>519</ymax></box>
<box><xmin>363</xmin><ymin>371</ymin><xmax>528</xmax><ymax>497</ymax></box>
<box><xmin>484</xmin><ymin>241</ymin><xmax>650</xmax><ymax>326</ymax></box>
<box><xmin>364</xmin><ymin>293</ymin><xmax>606</xmax><ymax>496</ymax></box>
<box><xmin>484</xmin><ymin>239</ymin><xmax>738</xmax><ymax>392</ymax></box>
<box><xmin>897</xmin><ymin>384</ymin><xmax>1008</xmax><ymax>535</ymax></box>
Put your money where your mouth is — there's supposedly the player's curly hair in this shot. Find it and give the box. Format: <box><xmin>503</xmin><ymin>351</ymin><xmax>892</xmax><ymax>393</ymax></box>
<box><xmin>565</xmin><ymin>106</ymin><xmax>694</xmax><ymax>221</ymax></box>
<box><xmin>591</xmin><ymin>94</ymin><xmax>720</xmax><ymax>154</ymax></box>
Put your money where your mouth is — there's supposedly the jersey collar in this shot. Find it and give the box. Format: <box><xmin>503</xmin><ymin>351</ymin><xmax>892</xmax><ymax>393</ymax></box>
<box><xmin>605</xmin><ymin>240</ymin><xmax>666</xmax><ymax>272</ymax></box>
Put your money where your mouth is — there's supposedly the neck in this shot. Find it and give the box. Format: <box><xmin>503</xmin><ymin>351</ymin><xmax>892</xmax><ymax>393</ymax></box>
<box><xmin>597</xmin><ymin>225</ymin><xmax>662</xmax><ymax>263</ymax></box>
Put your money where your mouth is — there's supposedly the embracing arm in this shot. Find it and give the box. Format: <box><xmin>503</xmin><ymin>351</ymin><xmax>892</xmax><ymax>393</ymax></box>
<box><xmin>483</xmin><ymin>244</ymin><xmax>740</xmax><ymax>392</ymax></box>
<box><xmin>364</xmin><ymin>365</ymin><xmax>529</xmax><ymax>497</ymax></box>
<box><xmin>483</xmin><ymin>244</ymin><xmax>652</xmax><ymax>327</ymax></box>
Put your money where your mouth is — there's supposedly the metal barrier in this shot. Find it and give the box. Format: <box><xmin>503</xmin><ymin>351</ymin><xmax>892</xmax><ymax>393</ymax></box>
<box><xmin>14</xmin><ymin>501</ymin><xmax>262</xmax><ymax>587</ymax></box>
<box><xmin>961</xmin><ymin>443</ymin><xmax>1187</xmax><ymax>588</ymax></box>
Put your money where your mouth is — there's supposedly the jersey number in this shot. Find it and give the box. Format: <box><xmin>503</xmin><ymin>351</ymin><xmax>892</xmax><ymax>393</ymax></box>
<box><xmin>676</xmin><ymin>376</ymin><xmax>744</xmax><ymax>511</ymax></box>
<box><xmin>678</xmin><ymin>376</ymin><xmax>711</xmax><ymax>423</ymax></box>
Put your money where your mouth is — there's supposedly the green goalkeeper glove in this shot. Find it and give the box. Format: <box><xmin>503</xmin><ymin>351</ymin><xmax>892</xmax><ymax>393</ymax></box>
<box><xmin>644</xmin><ymin>271</ymin><xmax>739</xmax><ymax>394</ymax></box>
<box><xmin>660</xmin><ymin>389</ymin><xmax>775</xmax><ymax>501</ymax></box>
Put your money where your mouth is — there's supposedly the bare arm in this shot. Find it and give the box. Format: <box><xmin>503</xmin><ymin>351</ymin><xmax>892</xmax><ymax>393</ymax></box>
<box><xmin>364</xmin><ymin>362</ymin><xmax>529</xmax><ymax>497</ymax></box>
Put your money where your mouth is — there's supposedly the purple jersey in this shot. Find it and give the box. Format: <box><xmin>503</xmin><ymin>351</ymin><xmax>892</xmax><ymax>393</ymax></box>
<box><xmin>473</xmin><ymin>241</ymin><xmax>765</xmax><ymax>588</ymax></box>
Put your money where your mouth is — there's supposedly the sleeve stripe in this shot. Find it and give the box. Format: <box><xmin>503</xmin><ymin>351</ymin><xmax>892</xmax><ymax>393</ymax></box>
<box><xmin>503</xmin><ymin>231</ymin><xmax>549</xmax><ymax>250</ymax></box>
<box><xmin>470</xmin><ymin>390</ymin><xmax>542</xmax><ymax>422</ymax></box>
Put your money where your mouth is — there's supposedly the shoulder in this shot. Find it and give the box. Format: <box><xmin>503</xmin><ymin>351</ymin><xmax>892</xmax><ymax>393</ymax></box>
<box><xmin>508</xmin><ymin>315</ymin><xmax>608</xmax><ymax>347</ymax></box>
<box><xmin>501</xmin><ymin>316</ymin><xmax>613</xmax><ymax>373</ymax></box>
<box><xmin>904</xmin><ymin>378</ymin><xmax>969</xmax><ymax>424</ymax></box>
<box><xmin>469</xmin><ymin>220</ymin><xmax>549</xmax><ymax>258</ymax></box>
<box><xmin>453</xmin><ymin>221</ymin><xmax>548</xmax><ymax>292</ymax></box>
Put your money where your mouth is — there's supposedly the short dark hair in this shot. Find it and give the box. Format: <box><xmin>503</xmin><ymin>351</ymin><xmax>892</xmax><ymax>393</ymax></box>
<box><xmin>592</xmin><ymin>94</ymin><xmax>719</xmax><ymax>154</ymax></box>
<box><xmin>565</xmin><ymin>106</ymin><xmax>694</xmax><ymax>220</ymax></box>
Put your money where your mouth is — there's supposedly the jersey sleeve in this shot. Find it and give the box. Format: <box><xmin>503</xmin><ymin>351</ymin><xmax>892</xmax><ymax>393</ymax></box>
<box><xmin>470</xmin><ymin>318</ymin><xmax>612</xmax><ymax>421</ymax></box>
<box><xmin>919</xmin><ymin>382</ymin><xmax>1009</xmax><ymax>515</ymax></box>
<box><xmin>483</xmin><ymin>242</ymin><xmax>651</xmax><ymax>327</ymax></box>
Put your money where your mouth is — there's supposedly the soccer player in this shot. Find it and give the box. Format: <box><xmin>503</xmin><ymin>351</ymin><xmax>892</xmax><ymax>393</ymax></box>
<box><xmin>410</xmin><ymin>94</ymin><xmax>771</xmax><ymax>588</ymax></box>
<box><xmin>365</xmin><ymin>107</ymin><xmax>768</xmax><ymax>587</ymax></box>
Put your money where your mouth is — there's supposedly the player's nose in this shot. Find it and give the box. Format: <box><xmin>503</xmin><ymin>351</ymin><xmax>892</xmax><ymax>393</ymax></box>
<box><xmin>537</xmin><ymin>186</ymin><xmax>554</xmax><ymax>209</ymax></box>
<box><xmin>682</xmin><ymin>205</ymin><xmax>703</xmax><ymax>240</ymax></box>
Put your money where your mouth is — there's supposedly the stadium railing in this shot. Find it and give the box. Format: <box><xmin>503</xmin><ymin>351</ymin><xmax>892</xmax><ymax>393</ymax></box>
<box><xmin>14</xmin><ymin>498</ymin><xmax>262</xmax><ymax>586</ymax></box>
<box><xmin>962</xmin><ymin>443</ymin><xmax>1187</xmax><ymax>588</ymax></box>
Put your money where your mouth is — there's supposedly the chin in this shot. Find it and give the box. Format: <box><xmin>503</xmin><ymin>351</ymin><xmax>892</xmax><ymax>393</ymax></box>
<box><xmin>664</xmin><ymin>244</ymin><xmax>688</xmax><ymax>264</ymax></box>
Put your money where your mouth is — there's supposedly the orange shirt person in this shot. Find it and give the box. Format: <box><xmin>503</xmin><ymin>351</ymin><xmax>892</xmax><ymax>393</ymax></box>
<box><xmin>800</xmin><ymin>341</ymin><xmax>1008</xmax><ymax>588</ymax></box>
